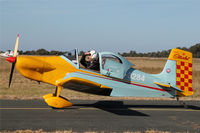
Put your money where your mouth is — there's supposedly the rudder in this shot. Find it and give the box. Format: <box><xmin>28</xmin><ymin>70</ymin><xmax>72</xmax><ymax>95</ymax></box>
<box><xmin>168</xmin><ymin>48</ymin><xmax>193</xmax><ymax>97</ymax></box>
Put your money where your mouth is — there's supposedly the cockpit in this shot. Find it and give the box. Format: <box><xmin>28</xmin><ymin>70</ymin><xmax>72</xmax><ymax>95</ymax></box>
<box><xmin>63</xmin><ymin>49</ymin><xmax>133</xmax><ymax>79</ymax></box>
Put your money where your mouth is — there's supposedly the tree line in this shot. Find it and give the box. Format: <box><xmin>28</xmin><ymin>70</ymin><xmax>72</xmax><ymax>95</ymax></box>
<box><xmin>6</xmin><ymin>43</ymin><xmax>200</xmax><ymax>58</ymax></box>
<box><xmin>18</xmin><ymin>49</ymin><xmax>66</xmax><ymax>55</ymax></box>
<box><xmin>120</xmin><ymin>43</ymin><xmax>200</xmax><ymax>58</ymax></box>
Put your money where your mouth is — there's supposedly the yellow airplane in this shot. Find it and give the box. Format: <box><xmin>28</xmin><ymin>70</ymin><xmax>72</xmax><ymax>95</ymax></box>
<box><xmin>6</xmin><ymin>34</ymin><xmax>193</xmax><ymax>108</ymax></box>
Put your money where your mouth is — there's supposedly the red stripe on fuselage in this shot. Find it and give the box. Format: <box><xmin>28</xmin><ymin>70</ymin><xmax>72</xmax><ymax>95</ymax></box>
<box><xmin>77</xmin><ymin>72</ymin><xmax>167</xmax><ymax>92</ymax></box>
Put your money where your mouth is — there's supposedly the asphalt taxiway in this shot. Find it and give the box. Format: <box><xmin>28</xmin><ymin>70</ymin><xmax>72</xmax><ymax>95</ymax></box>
<box><xmin>0</xmin><ymin>99</ymin><xmax>200</xmax><ymax>132</ymax></box>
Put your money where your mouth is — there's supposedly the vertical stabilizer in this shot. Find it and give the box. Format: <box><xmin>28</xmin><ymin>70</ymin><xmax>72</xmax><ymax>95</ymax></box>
<box><xmin>168</xmin><ymin>48</ymin><xmax>193</xmax><ymax>96</ymax></box>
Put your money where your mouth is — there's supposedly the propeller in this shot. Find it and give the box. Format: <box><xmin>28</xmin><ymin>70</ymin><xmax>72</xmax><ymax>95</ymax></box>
<box><xmin>6</xmin><ymin>34</ymin><xmax>19</xmax><ymax>88</ymax></box>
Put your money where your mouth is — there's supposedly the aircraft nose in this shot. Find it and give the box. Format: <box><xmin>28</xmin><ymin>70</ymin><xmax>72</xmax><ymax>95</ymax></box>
<box><xmin>6</xmin><ymin>57</ymin><xmax>16</xmax><ymax>63</ymax></box>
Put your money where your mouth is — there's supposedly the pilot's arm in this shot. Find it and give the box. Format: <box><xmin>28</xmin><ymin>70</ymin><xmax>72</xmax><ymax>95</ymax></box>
<box><xmin>80</xmin><ymin>54</ymin><xmax>90</xmax><ymax>68</ymax></box>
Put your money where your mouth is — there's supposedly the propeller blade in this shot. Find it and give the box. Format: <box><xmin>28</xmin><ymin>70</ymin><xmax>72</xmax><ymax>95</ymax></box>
<box><xmin>8</xmin><ymin>61</ymin><xmax>16</xmax><ymax>88</ymax></box>
<box><xmin>7</xmin><ymin>34</ymin><xmax>19</xmax><ymax>88</ymax></box>
<box><xmin>13</xmin><ymin>34</ymin><xmax>19</xmax><ymax>57</ymax></box>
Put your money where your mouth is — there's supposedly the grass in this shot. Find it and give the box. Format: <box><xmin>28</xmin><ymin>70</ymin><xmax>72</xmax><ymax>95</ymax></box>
<box><xmin>0</xmin><ymin>57</ymin><xmax>199</xmax><ymax>99</ymax></box>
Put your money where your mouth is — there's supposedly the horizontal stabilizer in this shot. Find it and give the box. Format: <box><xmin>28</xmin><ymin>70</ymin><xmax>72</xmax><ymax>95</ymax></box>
<box><xmin>154</xmin><ymin>82</ymin><xmax>183</xmax><ymax>92</ymax></box>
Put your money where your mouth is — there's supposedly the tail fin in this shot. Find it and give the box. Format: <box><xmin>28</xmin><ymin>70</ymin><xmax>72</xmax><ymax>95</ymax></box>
<box><xmin>168</xmin><ymin>48</ymin><xmax>193</xmax><ymax>96</ymax></box>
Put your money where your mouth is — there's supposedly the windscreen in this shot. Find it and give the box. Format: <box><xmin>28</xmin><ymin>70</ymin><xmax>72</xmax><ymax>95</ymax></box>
<box><xmin>63</xmin><ymin>49</ymin><xmax>78</xmax><ymax>65</ymax></box>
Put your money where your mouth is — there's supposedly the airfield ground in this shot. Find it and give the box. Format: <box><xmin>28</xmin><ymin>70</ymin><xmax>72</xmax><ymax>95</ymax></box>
<box><xmin>1</xmin><ymin>99</ymin><xmax>200</xmax><ymax>132</ymax></box>
<box><xmin>0</xmin><ymin>57</ymin><xmax>199</xmax><ymax>99</ymax></box>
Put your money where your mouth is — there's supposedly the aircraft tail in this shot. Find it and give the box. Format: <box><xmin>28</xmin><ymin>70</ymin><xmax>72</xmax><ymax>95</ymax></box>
<box><xmin>158</xmin><ymin>48</ymin><xmax>193</xmax><ymax>97</ymax></box>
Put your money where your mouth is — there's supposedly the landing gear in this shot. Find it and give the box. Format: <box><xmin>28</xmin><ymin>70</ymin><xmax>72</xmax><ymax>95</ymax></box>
<box><xmin>176</xmin><ymin>97</ymin><xmax>187</xmax><ymax>108</ymax></box>
<box><xmin>43</xmin><ymin>86</ymin><xmax>72</xmax><ymax>108</ymax></box>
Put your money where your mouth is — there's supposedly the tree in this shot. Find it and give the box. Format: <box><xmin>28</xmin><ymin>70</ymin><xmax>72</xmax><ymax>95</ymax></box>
<box><xmin>79</xmin><ymin>51</ymin><xmax>85</xmax><ymax>56</ymax></box>
<box><xmin>189</xmin><ymin>43</ymin><xmax>200</xmax><ymax>58</ymax></box>
<box><xmin>36</xmin><ymin>49</ymin><xmax>49</xmax><ymax>55</ymax></box>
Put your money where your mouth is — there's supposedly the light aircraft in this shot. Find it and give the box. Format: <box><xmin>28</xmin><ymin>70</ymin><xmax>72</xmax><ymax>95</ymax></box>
<box><xmin>0</xmin><ymin>50</ymin><xmax>17</xmax><ymax>57</ymax></box>
<box><xmin>6</xmin><ymin>34</ymin><xmax>193</xmax><ymax>108</ymax></box>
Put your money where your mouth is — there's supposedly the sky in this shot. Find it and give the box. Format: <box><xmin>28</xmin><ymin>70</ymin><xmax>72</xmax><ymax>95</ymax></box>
<box><xmin>0</xmin><ymin>0</ymin><xmax>200</xmax><ymax>53</ymax></box>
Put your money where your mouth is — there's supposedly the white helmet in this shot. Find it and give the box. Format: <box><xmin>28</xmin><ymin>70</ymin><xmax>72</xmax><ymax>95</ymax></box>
<box><xmin>89</xmin><ymin>50</ymin><xmax>98</xmax><ymax>59</ymax></box>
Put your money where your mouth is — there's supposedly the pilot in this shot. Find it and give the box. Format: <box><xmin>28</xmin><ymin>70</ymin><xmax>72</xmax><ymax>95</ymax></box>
<box><xmin>80</xmin><ymin>50</ymin><xmax>100</xmax><ymax>71</ymax></box>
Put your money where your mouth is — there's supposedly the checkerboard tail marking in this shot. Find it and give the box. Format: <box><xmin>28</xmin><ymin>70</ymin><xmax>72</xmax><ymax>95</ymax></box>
<box><xmin>168</xmin><ymin>48</ymin><xmax>193</xmax><ymax>97</ymax></box>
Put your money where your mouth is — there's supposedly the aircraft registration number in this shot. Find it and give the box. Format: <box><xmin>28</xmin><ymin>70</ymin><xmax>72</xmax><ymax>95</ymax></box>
<box><xmin>131</xmin><ymin>73</ymin><xmax>145</xmax><ymax>81</ymax></box>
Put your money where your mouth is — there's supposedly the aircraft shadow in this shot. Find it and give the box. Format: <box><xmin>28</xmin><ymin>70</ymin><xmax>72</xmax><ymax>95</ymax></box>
<box><xmin>185</xmin><ymin>105</ymin><xmax>200</xmax><ymax>110</ymax></box>
<box><xmin>73</xmin><ymin>101</ymin><xmax>149</xmax><ymax>116</ymax></box>
<box><xmin>124</xmin><ymin>104</ymin><xmax>200</xmax><ymax>110</ymax></box>
<box><xmin>71</xmin><ymin>100</ymin><xmax>200</xmax><ymax>116</ymax></box>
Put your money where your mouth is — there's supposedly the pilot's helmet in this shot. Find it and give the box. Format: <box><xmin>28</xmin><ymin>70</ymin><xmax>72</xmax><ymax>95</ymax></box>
<box><xmin>90</xmin><ymin>50</ymin><xmax>98</xmax><ymax>60</ymax></box>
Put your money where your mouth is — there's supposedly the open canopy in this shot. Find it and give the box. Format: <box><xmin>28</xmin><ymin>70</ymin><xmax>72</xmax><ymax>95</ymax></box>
<box><xmin>63</xmin><ymin>49</ymin><xmax>133</xmax><ymax>79</ymax></box>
